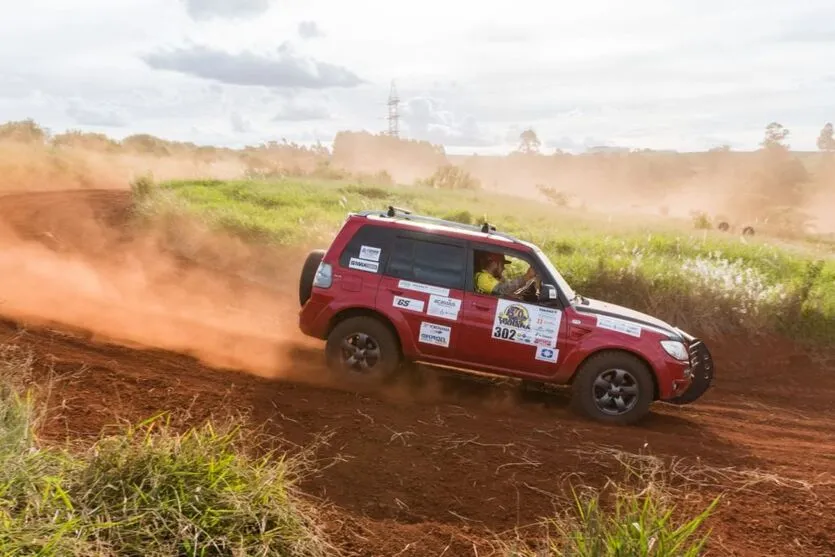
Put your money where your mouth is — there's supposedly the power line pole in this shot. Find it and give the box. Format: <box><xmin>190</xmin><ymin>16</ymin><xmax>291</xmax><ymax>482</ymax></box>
<box><xmin>387</xmin><ymin>80</ymin><xmax>400</xmax><ymax>138</ymax></box>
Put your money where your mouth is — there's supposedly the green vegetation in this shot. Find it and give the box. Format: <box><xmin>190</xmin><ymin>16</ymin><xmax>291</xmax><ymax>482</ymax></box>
<box><xmin>506</xmin><ymin>488</ymin><xmax>718</xmax><ymax>557</ymax></box>
<box><xmin>502</xmin><ymin>447</ymin><xmax>721</xmax><ymax>557</ymax></box>
<box><xmin>137</xmin><ymin>177</ymin><xmax>834</xmax><ymax>343</ymax></box>
<box><xmin>0</xmin><ymin>345</ymin><xmax>333</xmax><ymax>556</ymax></box>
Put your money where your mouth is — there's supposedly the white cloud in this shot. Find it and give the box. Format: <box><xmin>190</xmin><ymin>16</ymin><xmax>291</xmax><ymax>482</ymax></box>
<box><xmin>0</xmin><ymin>0</ymin><xmax>833</xmax><ymax>152</ymax></box>
<box><xmin>142</xmin><ymin>43</ymin><xmax>364</xmax><ymax>89</ymax></box>
<box><xmin>403</xmin><ymin>97</ymin><xmax>494</xmax><ymax>147</ymax></box>
<box><xmin>180</xmin><ymin>0</ymin><xmax>275</xmax><ymax>21</ymax></box>
<box><xmin>66</xmin><ymin>101</ymin><xmax>128</xmax><ymax>128</ymax></box>
<box><xmin>298</xmin><ymin>21</ymin><xmax>324</xmax><ymax>40</ymax></box>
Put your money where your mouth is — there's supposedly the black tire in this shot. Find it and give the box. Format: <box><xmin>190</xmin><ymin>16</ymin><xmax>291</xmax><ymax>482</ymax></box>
<box><xmin>742</xmin><ymin>226</ymin><xmax>755</xmax><ymax>237</ymax></box>
<box><xmin>718</xmin><ymin>221</ymin><xmax>730</xmax><ymax>232</ymax></box>
<box><xmin>299</xmin><ymin>249</ymin><xmax>325</xmax><ymax>306</ymax></box>
<box><xmin>325</xmin><ymin>316</ymin><xmax>402</xmax><ymax>385</ymax></box>
<box><xmin>571</xmin><ymin>351</ymin><xmax>655</xmax><ymax>425</ymax></box>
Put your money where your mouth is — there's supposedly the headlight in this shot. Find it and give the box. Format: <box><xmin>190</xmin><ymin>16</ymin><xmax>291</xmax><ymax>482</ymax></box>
<box><xmin>660</xmin><ymin>340</ymin><xmax>689</xmax><ymax>361</ymax></box>
<box><xmin>313</xmin><ymin>262</ymin><xmax>332</xmax><ymax>289</ymax></box>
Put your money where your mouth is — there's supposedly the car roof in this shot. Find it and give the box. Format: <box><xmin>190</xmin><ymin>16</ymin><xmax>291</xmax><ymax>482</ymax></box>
<box><xmin>350</xmin><ymin>206</ymin><xmax>535</xmax><ymax>250</ymax></box>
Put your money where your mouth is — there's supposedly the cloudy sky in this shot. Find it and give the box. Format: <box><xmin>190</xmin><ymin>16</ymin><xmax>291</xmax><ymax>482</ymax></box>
<box><xmin>1</xmin><ymin>0</ymin><xmax>833</xmax><ymax>154</ymax></box>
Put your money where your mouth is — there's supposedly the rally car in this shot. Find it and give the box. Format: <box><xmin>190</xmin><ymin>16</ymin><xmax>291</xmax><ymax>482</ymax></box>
<box><xmin>298</xmin><ymin>206</ymin><xmax>714</xmax><ymax>425</ymax></box>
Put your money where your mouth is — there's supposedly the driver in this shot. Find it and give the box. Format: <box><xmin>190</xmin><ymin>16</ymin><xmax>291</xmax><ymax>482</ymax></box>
<box><xmin>474</xmin><ymin>252</ymin><xmax>536</xmax><ymax>297</ymax></box>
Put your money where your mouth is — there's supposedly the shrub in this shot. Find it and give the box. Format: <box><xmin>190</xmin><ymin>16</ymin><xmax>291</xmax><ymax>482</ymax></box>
<box><xmin>691</xmin><ymin>211</ymin><xmax>712</xmax><ymax>230</ymax></box>
<box><xmin>341</xmin><ymin>184</ymin><xmax>391</xmax><ymax>200</ymax></box>
<box><xmin>417</xmin><ymin>165</ymin><xmax>482</xmax><ymax>190</ymax></box>
<box><xmin>0</xmin><ymin>345</ymin><xmax>335</xmax><ymax>556</ymax></box>
<box><xmin>502</xmin><ymin>450</ymin><xmax>719</xmax><ymax>557</ymax></box>
<box><xmin>537</xmin><ymin>184</ymin><xmax>569</xmax><ymax>207</ymax></box>
<box><xmin>130</xmin><ymin>174</ymin><xmax>155</xmax><ymax>200</ymax></box>
<box><xmin>73</xmin><ymin>415</ymin><xmax>332</xmax><ymax>556</ymax></box>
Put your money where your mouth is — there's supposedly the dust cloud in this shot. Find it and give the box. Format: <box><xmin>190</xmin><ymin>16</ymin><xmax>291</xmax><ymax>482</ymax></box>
<box><xmin>0</xmin><ymin>192</ymin><xmax>320</xmax><ymax>381</ymax></box>
<box><xmin>0</xmin><ymin>139</ymin><xmax>246</xmax><ymax>194</ymax></box>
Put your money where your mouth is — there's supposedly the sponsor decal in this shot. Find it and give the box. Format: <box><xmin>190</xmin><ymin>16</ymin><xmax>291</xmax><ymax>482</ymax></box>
<box><xmin>596</xmin><ymin>315</ymin><xmax>642</xmax><ymax>338</ymax></box>
<box><xmin>359</xmin><ymin>245</ymin><xmax>381</xmax><ymax>262</ymax></box>
<box><xmin>491</xmin><ymin>299</ymin><xmax>562</xmax><ymax>348</ymax></box>
<box><xmin>535</xmin><ymin>346</ymin><xmax>559</xmax><ymax>363</ymax></box>
<box><xmin>419</xmin><ymin>322</ymin><xmax>451</xmax><ymax>347</ymax></box>
<box><xmin>397</xmin><ymin>280</ymin><xmax>450</xmax><ymax>297</ymax></box>
<box><xmin>427</xmin><ymin>295</ymin><xmax>461</xmax><ymax>320</ymax></box>
<box><xmin>498</xmin><ymin>303</ymin><xmax>531</xmax><ymax>329</ymax></box>
<box><xmin>348</xmin><ymin>257</ymin><xmax>379</xmax><ymax>273</ymax></box>
<box><xmin>392</xmin><ymin>296</ymin><xmax>425</xmax><ymax>313</ymax></box>
<box><xmin>391</xmin><ymin>296</ymin><xmax>423</xmax><ymax>313</ymax></box>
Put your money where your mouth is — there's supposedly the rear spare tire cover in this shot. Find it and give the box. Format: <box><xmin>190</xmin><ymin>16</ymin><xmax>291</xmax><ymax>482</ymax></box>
<box><xmin>299</xmin><ymin>249</ymin><xmax>326</xmax><ymax>306</ymax></box>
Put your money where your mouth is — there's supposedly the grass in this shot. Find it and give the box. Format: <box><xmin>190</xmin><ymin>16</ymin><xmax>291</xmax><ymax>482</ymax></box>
<box><xmin>137</xmin><ymin>177</ymin><xmax>835</xmax><ymax>343</ymax></box>
<box><xmin>500</xmin><ymin>446</ymin><xmax>725</xmax><ymax>557</ymax></box>
<box><xmin>505</xmin><ymin>486</ymin><xmax>718</xmax><ymax>557</ymax></box>
<box><xmin>0</xmin><ymin>344</ymin><xmax>335</xmax><ymax>556</ymax></box>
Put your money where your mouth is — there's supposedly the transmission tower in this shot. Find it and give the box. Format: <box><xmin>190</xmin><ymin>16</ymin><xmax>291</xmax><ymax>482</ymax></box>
<box><xmin>387</xmin><ymin>80</ymin><xmax>400</xmax><ymax>138</ymax></box>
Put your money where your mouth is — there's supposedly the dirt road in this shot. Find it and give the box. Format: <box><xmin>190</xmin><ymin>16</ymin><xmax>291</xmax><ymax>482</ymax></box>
<box><xmin>1</xmin><ymin>190</ymin><xmax>833</xmax><ymax>556</ymax></box>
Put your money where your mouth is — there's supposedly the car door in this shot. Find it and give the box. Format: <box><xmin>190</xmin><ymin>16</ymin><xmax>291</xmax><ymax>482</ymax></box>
<box><xmin>375</xmin><ymin>231</ymin><xmax>468</xmax><ymax>362</ymax></box>
<box><xmin>458</xmin><ymin>245</ymin><xmax>568</xmax><ymax>379</ymax></box>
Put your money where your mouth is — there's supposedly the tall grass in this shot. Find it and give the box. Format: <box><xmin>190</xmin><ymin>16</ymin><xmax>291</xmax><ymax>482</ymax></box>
<box><xmin>502</xmin><ymin>448</ymin><xmax>720</xmax><ymax>557</ymax></box>
<box><xmin>557</xmin><ymin>488</ymin><xmax>716</xmax><ymax>556</ymax></box>
<box><xmin>0</xmin><ymin>345</ymin><xmax>335</xmax><ymax>556</ymax></box>
<box><xmin>506</xmin><ymin>486</ymin><xmax>718</xmax><ymax>557</ymax></box>
<box><xmin>138</xmin><ymin>178</ymin><xmax>835</xmax><ymax>342</ymax></box>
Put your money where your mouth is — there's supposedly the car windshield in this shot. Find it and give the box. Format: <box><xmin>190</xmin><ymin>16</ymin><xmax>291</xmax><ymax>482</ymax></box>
<box><xmin>532</xmin><ymin>246</ymin><xmax>576</xmax><ymax>302</ymax></box>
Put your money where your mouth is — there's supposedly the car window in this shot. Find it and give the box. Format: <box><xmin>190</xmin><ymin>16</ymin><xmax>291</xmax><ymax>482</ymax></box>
<box><xmin>385</xmin><ymin>236</ymin><xmax>466</xmax><ymax>290</ymax></box>
<box><xmin>338</xmin><ymin>225</ymin><xmax>394</xmax><ymax>272</ymax></box>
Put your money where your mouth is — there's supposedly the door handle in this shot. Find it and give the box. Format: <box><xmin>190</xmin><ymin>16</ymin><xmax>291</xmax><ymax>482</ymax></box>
<box><xmin>473</xmin><ymin>302</ymin><xmax>491</xmax><ymax>311</ymax></box>
<box><xmin>389</xmin><ymin>289</ymin><xmax>404</xmax><ymax>296</ymax></box>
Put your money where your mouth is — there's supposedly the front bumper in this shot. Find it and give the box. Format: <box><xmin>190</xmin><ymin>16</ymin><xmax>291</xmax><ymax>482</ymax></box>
<box><xmin>666</xmin><ymin>339</ymin><xmax>715</xmax><ymax>405</ymax></box>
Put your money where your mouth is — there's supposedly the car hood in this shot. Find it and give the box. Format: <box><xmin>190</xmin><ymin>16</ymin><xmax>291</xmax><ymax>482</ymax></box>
<box><xmin>573</xmin><ymin>297</ymin><xmax>691</xmax><ymax>341</ymax></box>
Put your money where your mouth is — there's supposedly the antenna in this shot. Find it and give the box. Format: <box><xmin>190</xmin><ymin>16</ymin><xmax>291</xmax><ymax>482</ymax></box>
<box><xmin>387</xmin><ymin>80</ymin><xmax>400</xmax><ymax>138</ymax></box>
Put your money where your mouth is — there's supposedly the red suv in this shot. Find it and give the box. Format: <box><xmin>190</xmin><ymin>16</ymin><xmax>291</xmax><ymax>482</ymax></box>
<box><xmin>298</xmin><ymin>207</ymin><xmax>714</xmax><ymax>425</ymax></box>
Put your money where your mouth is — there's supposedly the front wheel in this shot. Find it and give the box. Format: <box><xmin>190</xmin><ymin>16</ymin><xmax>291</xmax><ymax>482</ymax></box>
<box><xmin>325</xmin><ymin>316</ymin><xmax>402</xmax><ymax>386</ymax></box>
<box><xmin>571</xmin><ymin>352</ymin><xmax>655</xmax><ymax>425</ymax></box>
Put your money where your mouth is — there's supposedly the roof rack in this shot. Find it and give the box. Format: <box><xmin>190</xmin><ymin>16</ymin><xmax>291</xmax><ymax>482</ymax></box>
<box><xmin>354</xmin><ymin>206</ymin><xmax>519</xmax><ymax>242</ymax></box>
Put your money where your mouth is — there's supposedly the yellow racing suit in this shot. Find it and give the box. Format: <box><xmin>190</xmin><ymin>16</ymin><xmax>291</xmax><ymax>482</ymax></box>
<box><xmin>474</xmin><ymin>270</ymin><xmax>528</xmax><ymax>297</ymax></box>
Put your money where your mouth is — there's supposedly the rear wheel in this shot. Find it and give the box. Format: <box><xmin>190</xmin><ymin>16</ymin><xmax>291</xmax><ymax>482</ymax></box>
<box><xmin>571</xmin><ymin>352</ymin><xmax>655</xmax><ymax>425</ymax></box>
<box><xmin>325</xmin><ymin>316</ymin><xmax>402</xmax><ymax>385</ymax></box>
<box><xmin>299</xmin><ymin>249</ymin><xmax>325</xmax><ymax>306</ymax></box>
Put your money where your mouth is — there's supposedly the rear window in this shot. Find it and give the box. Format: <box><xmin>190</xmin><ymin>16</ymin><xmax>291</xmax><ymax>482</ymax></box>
<box><xmin>385</xmin><ymin>237</ymin><xmax>466</xmax><ymax>291</ymax></box>
<box><xmin>338</xmin><ymin>224</ymin><xmax>394</xmax><ymax>273</ymax></box>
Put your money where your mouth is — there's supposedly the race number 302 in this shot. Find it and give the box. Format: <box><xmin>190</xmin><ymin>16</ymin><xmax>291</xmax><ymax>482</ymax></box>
<box><xmin>493</xmin><ymin>326</ymin><xmax>517</xmax><ymax>341</ymax></box>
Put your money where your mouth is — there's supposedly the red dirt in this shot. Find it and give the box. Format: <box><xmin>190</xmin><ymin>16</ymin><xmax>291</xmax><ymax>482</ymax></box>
<box><xmin>1</xmin><ymin>189</ymin><xmax>834</xmax><ymax>556</ymax></box>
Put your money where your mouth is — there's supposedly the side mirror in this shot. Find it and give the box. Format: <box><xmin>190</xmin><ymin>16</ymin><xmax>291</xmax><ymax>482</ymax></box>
<box><xmin>540</xmin><ymin>283</ymin><xmax>558</xmax><ymax>302</ymax></box>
